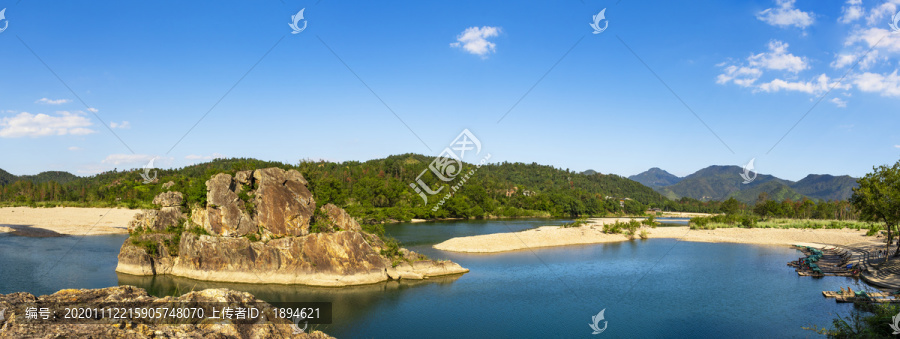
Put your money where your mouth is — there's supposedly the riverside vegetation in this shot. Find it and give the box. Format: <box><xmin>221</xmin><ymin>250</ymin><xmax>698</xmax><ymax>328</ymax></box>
<box><xmin>0</xmin><ymin>155</ymin><xmax>856</xmax><ymax>225</ymax></box>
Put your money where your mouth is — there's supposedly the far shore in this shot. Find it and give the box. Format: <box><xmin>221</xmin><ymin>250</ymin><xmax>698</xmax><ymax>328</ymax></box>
<box><xmin>384</xmin><ymin>212</ymin><xmax>713</xmax><ymax>224</ymax></box>
<box><xmin>0</xmin><ymin>207</ymin><xmax>140</xmax><ymax>236</ymax></box>
<box><xmin>433</xmin><ymin>217</ymin><xmax>878</xmax><ymax>253</ymax></box>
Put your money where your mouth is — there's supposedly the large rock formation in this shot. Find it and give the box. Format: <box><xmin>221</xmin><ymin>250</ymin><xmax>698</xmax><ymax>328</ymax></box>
<box><xmin>0</xmin><ymin>286</ymin><xmax>333</xmax><ymax>338</ymax></box>
<box><xmin>118</xmin><ymin>167</ymin><xmax>468</xmax><ymax>287</ymax></box>
<box><xmin>319</xmin><ymin>203</ymin><xmax>363</xmax><ymax>233</ymax></box>
<box><xmin>128</xmin><ymin>191</ymin><xmax>185</xmax><ymax>232</ymax></box>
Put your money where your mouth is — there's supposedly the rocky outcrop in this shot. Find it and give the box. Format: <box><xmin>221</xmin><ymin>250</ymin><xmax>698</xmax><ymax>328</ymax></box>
<box><xmin>320</xmin><ymin>203</ymin><xmax>362</xmax><ymax>232</ymax></box>
<box><xmin>0</xmin><ymin>286</ymin><xmax>334</xmax><ymax>338</ymax></box>
<box><xmin>197</xmin><ymin>168</ymin><xmax>316</xmax><ymax>237</ymax></box>
<box><xmin>128</xmin><ymin>191</ymin><xmax>185</xmax><ymax>232</ymax></box>
<box><xmin>117</xmin><ymin>168</ymin><xmax>468</xmax><ymax>287</ymax></box>
<box><xmin>162</xmin><ymin>232</ymin><xmax>390</xmax><ymax>286</ymax></box>
<box><xmin>203</xmin><ymin>173</ymin><xmax>258</xmax><ymax>237</ymax></box>
<box><xmin>253</xmin><ymin>168</ymin><xmax>316</xmax><ymax>237</ymax></box>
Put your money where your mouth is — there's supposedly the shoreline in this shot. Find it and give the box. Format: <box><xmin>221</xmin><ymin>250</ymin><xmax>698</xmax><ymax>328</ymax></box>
<box><xmin>0</xmin><ymin>207</ymin><xmax>140</xmax><ymax>236</ymax></box>
<box><xmin>380</xmin><ymin>212</ymin><xmax>711</xmax><ymax>225</ymax></box>
<box><xmin>433</xmin><ymin>218</ymin><xmax>878</xmax><ymax>253</ymax></box>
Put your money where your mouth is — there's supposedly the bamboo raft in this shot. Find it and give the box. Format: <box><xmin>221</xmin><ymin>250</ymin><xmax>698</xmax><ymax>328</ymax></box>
<box><xmin>822</xmin><ymin>290</ymin><xmax>893</xmax><ymax>298</ymax></box>
<box><xmin>788</xmin><ymin>245</ymin><xmax>857</xmax><ymax>277</ymax></box>
<box><xmin>823</xmin><ymin>287</ymin><xmax>900</xmax><ymax>303</ymax></box>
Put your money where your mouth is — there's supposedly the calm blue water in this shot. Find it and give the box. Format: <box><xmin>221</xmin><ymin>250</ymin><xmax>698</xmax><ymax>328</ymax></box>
<box><xmin>0</xmin><ymin>219</ymin><xmax>863</xmax><ymax>338</ymax></box>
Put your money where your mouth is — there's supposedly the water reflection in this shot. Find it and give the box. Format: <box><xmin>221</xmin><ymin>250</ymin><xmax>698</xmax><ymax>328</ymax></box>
<box><xmin>118</xmin><ymin>272</ymin><xmax>463</xmax><ymax>332</ymax></box>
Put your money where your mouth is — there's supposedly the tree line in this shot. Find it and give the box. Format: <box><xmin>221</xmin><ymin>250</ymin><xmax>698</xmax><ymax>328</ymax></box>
<box><xmin>0</xmin><ymin>154</ymin><xmax>866</xmax><ymax>224</ymax></box>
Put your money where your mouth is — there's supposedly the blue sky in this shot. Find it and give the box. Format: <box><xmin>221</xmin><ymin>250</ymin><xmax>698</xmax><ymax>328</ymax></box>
<box><xmin>0</xmin><ymin>0</ymin><xmax>899</xmax><ymax>181</ymax></box>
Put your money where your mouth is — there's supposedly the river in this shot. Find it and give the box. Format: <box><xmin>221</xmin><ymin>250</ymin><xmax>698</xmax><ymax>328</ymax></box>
<box><xmin>0</xmin><ymin>218</ymin><xmax>859</xmax><ymax>337</ymax></box>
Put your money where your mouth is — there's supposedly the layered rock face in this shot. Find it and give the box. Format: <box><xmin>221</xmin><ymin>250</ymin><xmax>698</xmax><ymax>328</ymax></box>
<box><xmin>118</xmin><ymin>167</ymin><xmax>468</xmax><ymax>286</ymax></box>
<box><xmin>193</xmin><ymin>168</ymin><xmax>316</xmax><ymax>237</ymax></box>
<box><xmin>0</xmin><ymin>286</ymin><xmax>333</xmax><ymax>338</ymax></box>
<box><xmin>128</xmin><ymin>191</ymin><xmax>185</xmax><ymax>232</ymax></box>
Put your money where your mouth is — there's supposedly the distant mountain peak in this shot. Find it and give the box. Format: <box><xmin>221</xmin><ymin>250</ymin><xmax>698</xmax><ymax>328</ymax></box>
<box><xmin>628</xmin><ymin>168</ymin><xmax>682</xmax><ymax>188</ymax></box>
<box><xmin>646</xmin><ymin>165</ymin><xmax>858</xmax><ymax>203</ymax></box>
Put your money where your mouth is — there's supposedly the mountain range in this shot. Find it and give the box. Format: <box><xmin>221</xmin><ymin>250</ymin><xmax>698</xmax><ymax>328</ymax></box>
<box><xmin>628</xmin><ymin>166</ymin><xmax>858</xmax><ymax>203</ymax></box>
<box><xmin>0</xmin><ymin>168</ymin><xmax>79</xmax><ymax>186</ymax></box>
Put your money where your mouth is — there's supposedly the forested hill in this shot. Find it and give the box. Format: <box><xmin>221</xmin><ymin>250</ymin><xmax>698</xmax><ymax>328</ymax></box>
<box><xmin>0</xmin><ymin>154</ymin><xmax>721</xmax><ymax>223</ymax></box>
<box><xmin>633</xmin><ymin>165</ymin><xmax>858</xmax><ymax>203</ymax></box>
<box><xmin>628</xmin><ymin>167</ymin><xmax>682</xmax><ymax>188</ymax></box>
<box><xmin>0</xmin><ymin>169</ymin><xmax>79</xmax><ymax>186</ymax></box>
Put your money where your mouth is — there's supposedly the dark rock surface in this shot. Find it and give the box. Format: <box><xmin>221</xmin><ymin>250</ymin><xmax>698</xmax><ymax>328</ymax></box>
<box><xmin>0</xmin><ymin>286</ymin><xmax>334</xmax><ymax>338</ymax></box>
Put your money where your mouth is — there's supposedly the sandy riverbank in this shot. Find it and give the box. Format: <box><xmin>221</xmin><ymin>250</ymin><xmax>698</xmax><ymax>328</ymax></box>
<box><xmin>656</xmin><ymin>212</ymin><xmax>715</xmax><ymax>218</ymax></box>
<box><xmin>0</xmin><ymin>207</ymin><xmax>140</xmax><ymax>236</ymax></box>
<box><xmin>433</xmin><ymin>217</ymin><xmax>877</xmax><ymax>253</ymax></box>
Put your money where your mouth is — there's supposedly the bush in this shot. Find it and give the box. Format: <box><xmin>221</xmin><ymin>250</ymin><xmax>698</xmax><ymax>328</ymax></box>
<box><xmin>741</xmin><ymin>216</ymin><xmax>757</xmax><ymax>228</ymax></box>
<box><xmin>623</xmin><ymin>219</ymin><xmax>641</xmax><ymax>239</ymax></box>
<box><xmin>690</xmin><ymin>217</ymin><xmax>713</xmax><ymax>230</ymax></box>
<box><xmin>130</xmin><ymin>238</ymin><xmax>159</xmax><ymax>256</ymax></box>
<box><xmin>639</xmin><ymin>230</ymin><xmax>649</xmax><ymax>239</ymax></box>
<box><xmin>807</xmin><ymin>301</ymin><xmax>900</xmax><ymax>337</ymax></box>
<box><xmin>362</xmin><ymin>223</ymin><xmax>385</xmax><ymax>237</ymax></box>
<box><xmin>866</xmin><ymin>225</ymin><xmax>880</xmax><ymax>236</ymax></box>
<box><xmin>642</xmin><ymin>215</ymin><xmax>658</xmax><ymax>228</ymax></box>
<box><xmin>603</xmin><ymin>221</ymin><xmax>623</xmax><ymax>234</ymax></box>
<box><xmin>562</xmin><ymin>217</ymin><xmax>589</xmax><ymax>228</ymax></box>
<box><xmin>380</xmin><ymin>237</ymin><xmax>402</xmax><ymax>265</ymax></box>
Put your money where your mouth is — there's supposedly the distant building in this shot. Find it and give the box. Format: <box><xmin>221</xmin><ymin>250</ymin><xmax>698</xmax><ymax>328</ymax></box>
<box><xmin>505</xmin><ymin>186</ymin><xmax>519</xmax><ymax>197</ymax></box>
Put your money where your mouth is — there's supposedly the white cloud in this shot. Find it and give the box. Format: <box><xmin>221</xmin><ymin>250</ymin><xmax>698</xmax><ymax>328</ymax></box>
<box><xmin>895</xmin><ymin>144</ymin><xmax>900</xmax><ymax>148</ymax></box>
<box><xmin>853</xmin><ymin>70</ymin><xmax>900</xmax><ymax>96</ymax></box>
<box><xmin>185</xmin><ymin>153</ymin><xmax>225</xmax><ymax>161</ymax></box>
<box><xmin>758</xmin><ymin>74</ymin><xmax>851</xmax><ymax>94</ymax></box>
<box><xmin>87</xmin><ymin>108</ymin><xmax>99</xmax><ymax>113</ymax></box>
<box><xmin>865</xmin><ymin>0</ymin><xmax>899</xmax><ymax>26</ymax></box>
<box><xmin>830</xmin><ymin>97</ymin><xmax>848</xmax><ymax>107</ymax></box>
<box><xmin>450</xmin><ymin>26</ymin><xmax>501</xmax><ymax>58</ymax></box>
<box><xmin>110</xmin><ymin>121</ymin><xmax>131</xmax><ymax>129</ymax></box>
<box><xmin>845</xmin><ymin>27</ymin><xmax>900</xmax><ymax>56</ymax></box>
<box><xmin>102</xmin><ymin>154</ymin><xmax>156</xmax><ymax>166</ymax></box>
<box><xmin>0</xmin><ymin>111</ymin><xmax>96</xmax><ymax>138</ymax></box>
<box><xmin>68</xmin><ymin>146</ymin><xmax>81</xmax><ymax>151</ymax></box>
<box><xmin>716</xmin><ymin>65</ymin><xmax>762</xmax><ymax>87</ymax></box>
<box><xmin>839</xmin><ymin>0</ymin><xmax>864</xmax><ymax>23</ymax></box>
<box><xmin>76</xmin><ymin>164</ymin><xmax>106</xmax><ymax>175</ymax></box>
<box><xmin>35</xmin><ymin>98</ymin><xmax>71</xmax><ymax>105</ymax></box>
<box><xmin>831</xmin><ymin>50</ymin><xmax>881</xmax><ymax>70</ymax></box>
<box><xmin>101</xmin><ymin>154</ymin><xmax>173</xmax><ymax>167</ymax></box>
<box><xmin>756</xmin><ymin>0</ymin><xmax>814</xmax><ymax>29</ymax></box>
<box><xmin>717</xmin><ymin>40</ymin><xmax>811</xmax><ymax>90</ymax></box>
<box><xmin>748</xmin><ymin>40</ymin><xmax>808</xmax><ymax>73</ymax></box>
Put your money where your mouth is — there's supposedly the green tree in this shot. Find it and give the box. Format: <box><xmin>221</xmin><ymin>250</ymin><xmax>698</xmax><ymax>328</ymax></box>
<box><xmin>850</xmin><ymin>160</ymin><xmax>900</xmax><ymax>260</ymax></box>
<box><xmin>720</xmin><ymin>197</ymin><xmax>741</xmax><ymax>215</ymax></box>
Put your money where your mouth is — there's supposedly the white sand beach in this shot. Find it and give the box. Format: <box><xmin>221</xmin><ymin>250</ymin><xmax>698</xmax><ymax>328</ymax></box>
<box><xmin>433</xmin><ymin>218</ymin><xmax>876</xmax><ymax>253</ymax></box>
<box><xmin>0</xmin><ymin>207</ymin><xmax>140</xmax><ymax>236</ymax></box>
